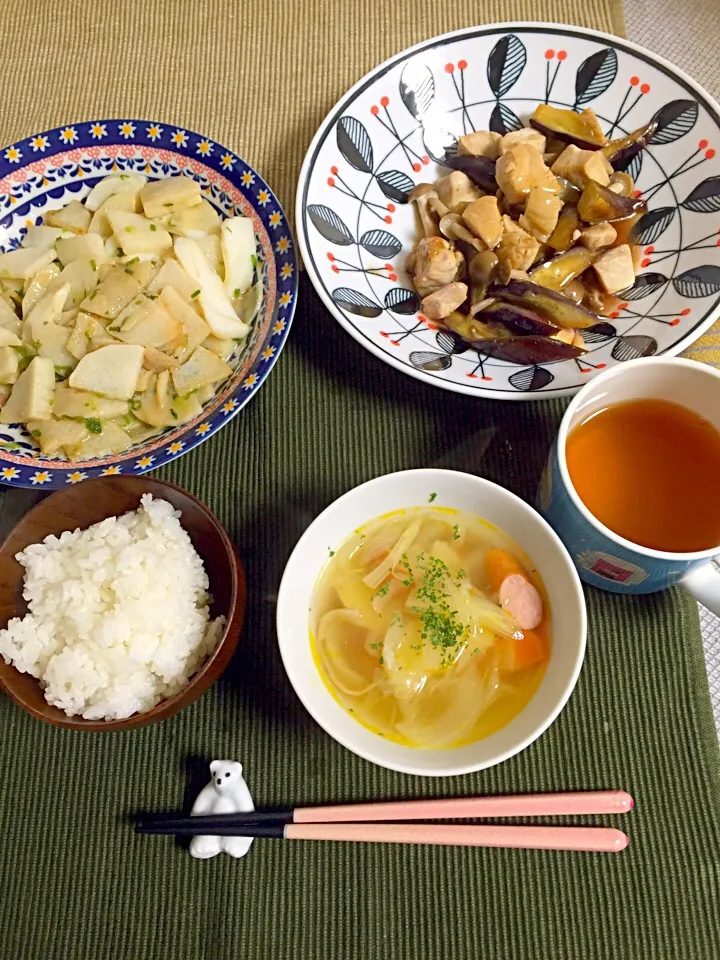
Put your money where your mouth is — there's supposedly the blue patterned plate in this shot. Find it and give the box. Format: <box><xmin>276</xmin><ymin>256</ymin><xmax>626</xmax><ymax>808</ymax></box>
<box><xmin>0</xmin><ymin>120</ymin><xmax>297</xmax><ymax>487</ymax></box>
<box><xmin>297</xmin><ymin>23</ymin><xmax>720</xmax><ymax>399</ymax></box>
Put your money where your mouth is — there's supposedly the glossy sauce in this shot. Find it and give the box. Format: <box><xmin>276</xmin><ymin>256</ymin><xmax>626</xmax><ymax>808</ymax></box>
<box><xmin>566</xmin><ymin>398</ymin><xmax>720</xmax><ymax>552</ymax></box>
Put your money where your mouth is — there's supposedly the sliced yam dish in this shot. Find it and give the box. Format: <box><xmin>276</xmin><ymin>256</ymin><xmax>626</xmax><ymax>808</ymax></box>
<box><xmin>0</xmin><ymin>175</ymin><xmax>262</xmax><ymax>460</ymax></box>
<box><xmin>405</xmin><ymin>106</ymin><xmax>656</xmax><ymax>366</ymax></box>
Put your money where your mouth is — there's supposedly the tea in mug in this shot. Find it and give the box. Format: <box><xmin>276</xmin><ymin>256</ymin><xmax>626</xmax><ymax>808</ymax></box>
<box><xmin>566</xmin><ymin>398</ymin><xmax>720</xmax><ymax>552</ymax></box>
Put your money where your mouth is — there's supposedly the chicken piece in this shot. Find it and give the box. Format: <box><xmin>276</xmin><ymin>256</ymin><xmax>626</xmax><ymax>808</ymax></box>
<box><xmin>496</xmin><ymin>217</ymin><xmax>540</xmax><ymax>273</ymax></box>
<box><xmin>421</xmin><ymin>282</ymin><xmax>468</xmax><ymax>320</ymax></box>
<box><xmin>495</xmin><ymin>143</ymin><xmax>561</xmax><ymax>205</ymax></box>
<box><xmin>435</xmin><ymin>171</ymin><xmax>481</xmax><ymax>211</ymax></box>
<box><xmin>499</xmin><ymin>128</ymin><xmax>546</xmax><ymax>155</ymax></box>
<box><xmin>551</xmin><ymin>144</ymin><xmax>610</xmax><ymax>189</ymax></box>
<box><xmin>593</xmin><ymin>244</ymin><xmax>635</xmax><ymax>294</ymax></box>
<box><xmin>413</xmin><ymin>236</ymin><xmax>463</xmax><ymax>292</ymax></box>
<box><xmin>462</xmin><ymin>196</ymin><xmax>504</xmax><ymax>249</ymax></box>
<box><xmin>438</xmin><ymin>214</ymin><xmax>483</xmax><ymax>250</ymax></box>
<box><xmin>457</xmin><ymin>131</ymin><xmax>501</xmax><ymax>159</ymax></box>
<box><xmin>518</xmin><ymin>188</ymin><xmax>564</xmax><ymax>242</ymax></box>
<box><xmin>579</xmin><ymin>223</ymin><xmax>618</xmax><ymax>251</ymax></box>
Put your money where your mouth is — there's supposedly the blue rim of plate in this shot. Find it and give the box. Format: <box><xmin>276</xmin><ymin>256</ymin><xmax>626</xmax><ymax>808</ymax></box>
<box><xmin>0</xmin><ymin>119</ymin><xmax>298</xmax><ymax>488</ymax></box>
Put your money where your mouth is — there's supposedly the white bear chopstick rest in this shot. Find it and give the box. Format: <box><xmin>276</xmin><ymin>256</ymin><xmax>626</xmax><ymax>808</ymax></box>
<box><xmin>189</xmin><ymin>760</ymin><xmax>255</xmax><ymax>859</ymax></box>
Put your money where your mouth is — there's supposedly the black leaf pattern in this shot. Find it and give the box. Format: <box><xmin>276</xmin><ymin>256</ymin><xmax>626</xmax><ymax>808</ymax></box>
<box><xmin>582</xmin><ymin>322</ymin><xmax>618</xmax><ymax>344</ymax></box>
<box><xmin>672</xmin><ymin>265</ymin><xmax>720</xmax><ymax>298</ymax></box>
<box><xmin>422</xmin><ymin>123</ymin><xmax>457</xmax><ymax>163</ymax></box>
<box><xmin>630</xmin><ymin>207</ymin><xmax>676</xmax><ymax>245</ymax></box>
<box><xmin>650</xmin><ymin>100</ymin><xmax>699</xmax><ymax>145</ymax></box>
<box><xmin>359</xmin><ymin>229</ymin><xmax>402</xmax><ymax>259</ymax></box>
<box><xmin>487</xmin><ymin>35</ymin><xmax>527</xmax><ymax>98</ymax></box>
<box><xmin>331</xmin><ymin>287</ymin><xmax>382</xmax><ymax>318</ymax></box>
<box><xmin>508</xmin><ymin>366</ymin><xmax>554</xmax><ymax>391</ymax></box>
<box><xmin>384</xmin><ymin>287</ymin><xmax>419</xmax><ymax>315</ymax></box>
<box><xmin>681</xmin><ymin>176</ymin><xmax>720</xmax><ymax>213</ymax></box>
<box><xmin>410</xmin><ymin>351</ymin><xmax>452</xmax><ymax>372</ymax></box>
<box><xmin>618</xmin><ymin>272</ymin><xmax>668</xmax><ymax>300</ymax></box>
<box><xmin>489</xmin><ymin>102</ymin><xmax>523</xmax><ymax>136</ymax></box>
<box><xmin>574</xmin><ymin>49</ymin><xmax>618</xmax><ymax>106</ymax></box>
<box><xmin>376</xmin><ymin>170</ymin><xmax>415</xmax><ymax>204</ymax></box>
<box><xmin>611</xmin><ymin>335</ymin><xmax>658</xmax><ymax>361</ymax></box>
<box><xmin>306</xmin><ymin>205</ymin><xmax>354</xmax><ymax>246</ymax></box>
<box><xmin>336</xmin><ymin>117</ymin><xmax>374</xmax><ymax>174</ymax></box>
<box><xmin>435</xmin><ymin>330</ymin><xmax>468</xmax><ymax>355</ymax></box>
<box><xmin>616</xmin><ymin>149</ymin><xmax>642</xmax><ymax>181</ymax></box>
<box><xmin>399</xmin><ymin>62</ymin><xmax>435</xmax><ymax>120</ymax></box>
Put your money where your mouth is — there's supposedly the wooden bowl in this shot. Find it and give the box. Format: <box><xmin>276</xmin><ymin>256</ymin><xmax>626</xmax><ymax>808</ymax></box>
<box><xmin>0</xmin><ymin>477</ymin><xmax>246</xmax><ymax>730</ymax></box>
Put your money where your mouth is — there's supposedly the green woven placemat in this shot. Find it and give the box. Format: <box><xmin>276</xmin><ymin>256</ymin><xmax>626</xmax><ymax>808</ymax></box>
<box><xmin>1</xmin><ymin>277</ymin><xmax>718</xmax><ymax>960</ymax></box>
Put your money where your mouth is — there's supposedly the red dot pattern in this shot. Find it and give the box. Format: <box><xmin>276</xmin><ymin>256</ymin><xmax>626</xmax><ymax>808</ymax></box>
<box><xmin>640</xmin><ymin>83</ymin><xmax>650</xmax><ymax>95</ymax></box>
<box><xmin>545</xmin><ymin>49</ymin><xmax>554</xmax><ymax>59</ymax></box>
<box><xmin>444</xmin><ymin>63</ymin><xmax>454</xmax><ymax>73</ymax></box>
<box><xmin>630</xmin><ymin>76</ymin><xmax>639</xmax><ymax>86</ymax></box>
<box><xmin>699</xmin><ymin>139</ymin><xmax>709</xmax><ymax>149</ymax></box>
<box><xmin>458</xmin><ymin>59</ymin><xmax>467</xmax><ymax>70</ymax></box>
<box><xmin>380</xmin><ymin>96</ymin><xmax>389</xmax><ymax>108</ymax></box>
<box><xmin>557</xmin><ymin>50</ymin><xmax>567</xmax><ymax>60</ymax></box>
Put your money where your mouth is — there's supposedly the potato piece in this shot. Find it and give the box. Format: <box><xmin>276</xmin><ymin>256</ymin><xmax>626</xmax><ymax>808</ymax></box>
<box><xmin>499</xmin><ymin>128</ymin><xmax>546</xmax><ymax>155</ymax></box>
<box><xmin>457</xmin><ymin>131</ymin><xmax>501</xmax><ymax>158</ymax></box>
<box><xmin>496</xmin><ymin>143</ymin><xmax>560</xmax><ymax>205</ymax></box>
<box><xmin>593</xmin><ymin>244</ymin><xmax>635</xmax><ymax>294</ymax></box>
<box><xmin>45</xmin><ymin>200</ymin><xmax>91</xmax><ymax>235</ymax></box>
<box><xmin>69</xmin><ymin>344</ymin><xmax>144</xmax><ymax>399</ymax></box>
<box><xmin>53</xmin><ymin>382</ymin><xmax>130</xmax><ymax>419</ymax></box>
<box><xmin>160</xmin><ymin>286</ymin><xmax>210</xmax><ymax>362</ymax></box>
<box><xmin>140</xmin><ymin>177</ymin><xmax>202</xmax><ymax>219</ymax></box>
<box><xmin>120</xmin><ymin>255</ymin><xmax>162</xmax><ymax>287</ymax></box>
<box><xmin>579</xmin><ymin>223</ymin><xmax>618</xmax><ymax>251</ymax></box>
<box><xmin>220</xmin><ymin>216</ymin><xmax>255</xmax><ymax>298</ymax></box>
<box><xmin>87</xmin><ymin>194</ymin><xmax>138</xmax><ymax>241</ymax></box>
<box><xmin>81</xmin><ymin>266</ymin><xmax>141</xmax><ymax>319</ymax></box>
<box><xmin>55</xmin><ymin>233</ymin><xmax>106</xmax><ymax>268</ymax></box>
<box><xmin>23</xmin><ymin>284</ymin><xmax>71</xmax><ymax>344</ymax></box>
<box><xmin>462</xmin><ymin>196</ymin><xmax>503</xmax><ymax>248</ymax></box>
<box><xmin>69</xmin><ymin>420</ymin><xmax>134</xmax><ymax>459</ymax></box>
<box><xmin>107</xmin><ymin>211</ymin><xmax>173</xmax><ymax>257</ymax></box>
<box><xmin>435</xmin><ymin>171</ymin><xmax>481</xmax><ymax>211</ymax></box>
<box><xmin>0</xmin><ymin>346</ymin><xmax>19</xmax><ymax>384</ymax></box>
<box><xmin>195</xmin><ymin>234</ymin><xmax>223</xmax><ymax>277</ymax></box>
<box><xmin>164</xmin><ymin>199</ymin><xmax>220</xmax><ymax>239</ymax></box>
<box><xmin>202</xmin><ymin>335</ymin><xmax>234</xmax><ymax>359</ymax></box>
<box><xmin>27</xmin><ymin>417</ymin><xmax>90</xmax><ymax>457</ymax></box>
<box><xmin>0</xmin><ymin>328</ymin><xmax>21</xmax><ymax>348</ymax></box>
<box><xmin>0</xmin><ymin>247</ymin><xmax>55</xmax><ymax>281</ymax></box>
<box><xmin>551</xmin><ymin>144</ymin><xmax>610</xmax><ymax>189</ymax></box>
<box><xmin>171</xmin><ymin>344</ymin><xmax>232</xmax><ymax>395</ymax></box>
<box><xmin>174</xmin><ymin>238</ymin><xmax>250</xmax><ymax>339</ymax></box>
<box><xmin>84</xmin><ymin>173</ymin><xmax>147</xmax><ymax>212</ymax></box>
<box><xmin>22</xmin><ymin>263</ymin><xmax>62</xmax><ymax>317</ymax></box>
<box><xmin>519</xmin><ymin>188</ymin><xmax>564</xmax><ymax>242</ymax></box>
<box><xmin>108</xmin><ymin>295</ymin><xmax>182</xmax><ymax>349</ymax></box>
<box><xmin>143</xmin><ymin>346</ymin><xmax>179</xmax><ymax>372</ymax></box>
<box><xmin>0</xmin><ymin>299</ymin><xmax>21</xmax><ymax>338</ymax></box>
<box><xmin>0</xmin><ymin>356</ymin><xmax>55</xmax><ymax>423</ymax></box>
<box><xmin>147</xmin><ymin>258</ymin><xmax>198</xmax><ymax>302</ymax></box>
<box><xmin>21</xmin><ymin>226</ymin><xmax>69</xmax><ymax>250</ymax></box>
<box><xmin>235</xmin><ymin>282</ymin><xmax>262</xmax><ymax>326</ymax></box>
<box><xmin>46</xmin><ymin>260</ymin><xmax>98</xmax><ymax>312</ymax></box>
<box><xmin>34</xmin><ymin>324</ymin><xmax>75</xmax><ymax>369</ymax></box>
<box><xmin>66</xmin><ymin>312</ymin><xmax>114</xmax><ymax>360</ymax></box>
<box><xmin>496</xmin><ymin>217</ymin><xmax>541</xmax><ymax>272</ymax></box>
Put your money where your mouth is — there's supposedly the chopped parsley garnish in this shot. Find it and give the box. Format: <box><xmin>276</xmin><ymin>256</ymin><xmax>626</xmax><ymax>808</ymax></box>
<box><xmin>414</xmin><ymin>555</ymin><xmax>468</xmax><ymax>666</ymax></box>
<box><xmin>84</xmin><ymin>418</ymin><xmax>102</xmax><ymax>434</ymax></box>
<box><xmin>149</xmin><ymin>223</ymin><xmax>157</xmax><ymax>232</ymax></box>
<box><xmin>375</xmin><ymin>580</ymin><xmax>391</xmax><ymax>598</ymax></box>
<box><xmin>233</xmin><ymin>288</ymin><xmax>241</xmax><ymax>298</ymax></box>
<box><xmin>190</xmin><ymin>289</ymin><xmax>200</xmax><ymax>299</ymax></box>
<box><xmin>328</xmin><ymin>548</ymin><xmax>335</xmax><ymax>557</ymax></box>
<box><xmin>90</xmin><ymin>259</ymin><xmax>97</xmax><ymax>271</ymax></box>
<box><xmin>452</xmin><ymin>524</ymin><xmax>460</xmax><ymax>540</ymax></box>
<box><xmin>428</xmin><ymin>492</ymin><xmax>437</xmax><ymax>503</ymax></box>
<box><xmin>170</xmin><ymin>409</ymin><xmax>178</xmax><ymax>419</ymax></box>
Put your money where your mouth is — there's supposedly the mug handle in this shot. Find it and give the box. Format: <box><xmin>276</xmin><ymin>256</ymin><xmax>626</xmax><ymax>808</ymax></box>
<box><xmin>681</xmin><ymin>560</ymin><xmax>720</xmax><ymax>617</ymax></box>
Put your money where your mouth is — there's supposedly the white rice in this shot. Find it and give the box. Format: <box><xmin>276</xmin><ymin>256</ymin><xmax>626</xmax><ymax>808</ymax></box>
<box><xmin>0</xmin><ymin>494</ymin><xmax>225</xmax><ymax>720</ymax></box>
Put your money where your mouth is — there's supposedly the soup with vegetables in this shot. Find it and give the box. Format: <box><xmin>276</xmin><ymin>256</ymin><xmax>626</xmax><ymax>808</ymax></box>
<box><xmin>310</xmin><ymin>507</ymin><xmax>550</xmax><ymax>749</ymax></box>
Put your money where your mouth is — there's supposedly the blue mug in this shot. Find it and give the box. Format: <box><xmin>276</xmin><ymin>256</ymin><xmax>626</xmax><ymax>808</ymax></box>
<box><xmin>538</xmin><ymin>357</ymin><xmax>720</xmax><ymax>615</ymax></box>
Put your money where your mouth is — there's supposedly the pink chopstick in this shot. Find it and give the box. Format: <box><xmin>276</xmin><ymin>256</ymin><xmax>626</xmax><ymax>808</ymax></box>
<box><xmin>285</xmin><ymin>823</ymin><xmax>629</xmax><ymax>852</ymax></box>
<box><xmin>295</xmin><ymin>791</ymin><xmax>634</xmax><ymax>823</ymax></box>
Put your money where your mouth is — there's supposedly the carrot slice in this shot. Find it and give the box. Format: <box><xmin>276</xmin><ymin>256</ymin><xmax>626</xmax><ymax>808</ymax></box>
<box><xmin>485</xmin><ymin>548</ymin><xmax>528</xmax><ymax>594</ymax></box>
<box><xmin>499</xmin><ymin>628</ymin><xmax>548</xmax><ymax>673</ymax></box>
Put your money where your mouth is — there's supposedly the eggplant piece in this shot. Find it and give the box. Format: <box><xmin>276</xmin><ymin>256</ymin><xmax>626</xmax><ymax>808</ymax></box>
<box><xmin>480</xmin><ymin>301</ymin><xmax>559</xmax><ymax>337</ymax></box>
<box><xmin>529</xmin><ymin>104</ymin><xmax>606</xmax><ymax>150</ymax></box>
<box><xmin>546</xmin><ymin>206</ymin><xmax>582</xmax><ymax>252</ymax></box>
<box><xmin>601</xmin><ymin>120</ymin><xmax>657</xmax><ymax>170</ymax></box>
<box><xmin>578</xmin><ymin>180</ymin><xmax>646</xmax><ymax>223</ymax></box>
<box><xmin>471</xmin><ymin>335</ymin><xmax>586</xmax><ymax>364</ymax></box>
<box><xmin>488</xmin><ymin>278</ymin><xmax>600</xmax><ymax>329</ymax></box>
<box><xmin>441</xmin><ymin>154</ymin><xmax>497</xmax><ymax>192</ymax></box>
<box><xmin>443</xmin><ymin>311</ymin><xmax>511</xmax><ymax>342</ymax></box>
<box><xmin>529</xmin><ymin>246</ymin><xmax>598</xmax><ymax>290</ymax></box>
